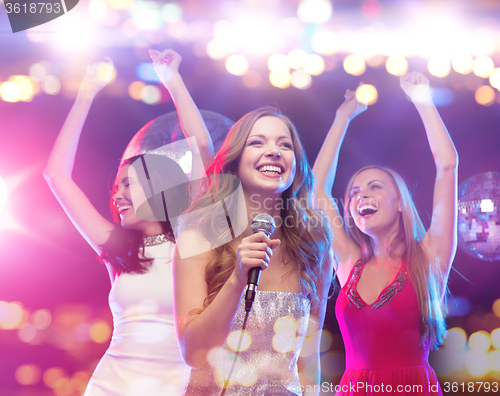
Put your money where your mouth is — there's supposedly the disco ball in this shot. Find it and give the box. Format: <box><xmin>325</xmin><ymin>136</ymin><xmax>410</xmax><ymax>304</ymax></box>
<box><xmin>121</xmin><ymin>109</ymin><xmax>234</xmax><ymax>165</ymax></box>
<box><xmin>457</xmin><ymin>172</ymin><xmax>500</xmax><ymax>261</ymax></box>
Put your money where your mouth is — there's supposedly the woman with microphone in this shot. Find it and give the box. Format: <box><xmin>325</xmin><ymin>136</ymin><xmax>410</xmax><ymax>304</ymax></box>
<box><xmin>173</xmin><ymin>107</ymin><xmax>333</xmax><ymax>395</ymax></box>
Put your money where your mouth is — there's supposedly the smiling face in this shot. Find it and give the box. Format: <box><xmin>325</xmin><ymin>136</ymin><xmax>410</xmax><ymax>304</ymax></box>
<box><xmin>236</xmin><ymin>116</ymin><xmax>297</xmax><ymax>198</ymax></box>
<box><xmin>348</xmin><ymin>168</ymin><xmax>402</xmax><ymax>237</ymax></box>
<box><xmin>112</xmin><ymin>164</ymin><xmax>160</xmax><ymax>235</ymax></box>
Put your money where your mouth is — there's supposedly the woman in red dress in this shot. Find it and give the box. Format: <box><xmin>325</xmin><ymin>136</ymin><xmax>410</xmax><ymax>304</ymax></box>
<box><xmin>313</xmin><ymin>72</ymin><xmax>458</xmax><ymax>395</ymax></box>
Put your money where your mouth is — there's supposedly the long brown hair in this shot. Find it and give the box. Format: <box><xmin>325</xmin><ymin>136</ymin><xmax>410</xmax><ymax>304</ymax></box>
<box><xmin>344</xmin><ymin>165</ymin><xmax>447</xmax><ymax>349</ymax></box>
<box><xmin>186</xmin><ymin>107</ymin><xmax>332</xmax><ymax>312</ymax></box>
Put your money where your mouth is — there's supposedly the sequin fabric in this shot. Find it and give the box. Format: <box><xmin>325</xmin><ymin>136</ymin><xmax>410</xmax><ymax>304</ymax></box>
<box><xmin>345</xmin><ymin>260</ymin><xmax>408</xmax><ymax>309</ymax></box>
<box><xmin>184</xmin><ymin>290</ymin><xmax>311</xmax><ymax>396</ymax></box>
<box><xmin>143</xmin><ymin>233</ymin><xmax>170</xmax><ymax>247</ymax></box>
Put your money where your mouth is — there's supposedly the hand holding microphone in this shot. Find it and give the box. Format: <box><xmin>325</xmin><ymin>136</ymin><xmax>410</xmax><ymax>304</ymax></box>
<box><xmin>235</xmin><ymin>214</ymin><xmax>279</xmax><ymax>312</ymax></box>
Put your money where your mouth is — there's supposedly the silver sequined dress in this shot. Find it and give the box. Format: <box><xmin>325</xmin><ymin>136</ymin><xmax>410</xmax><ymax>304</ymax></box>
<box><xmin>184</xmin><ymin>290</ymin><xmax>311</xmax><ymax>396</ymax></box>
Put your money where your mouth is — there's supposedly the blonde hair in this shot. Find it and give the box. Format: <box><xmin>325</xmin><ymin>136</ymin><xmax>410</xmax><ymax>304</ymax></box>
<box><xmin>187</xmin><ymin>107</ymin><xmax>332</xmax><ymax>313</ymax></box>
<box><xmin>344</xmin><ymin>165</ymin><xmax>447</xmax><ymax>349</ymax></box>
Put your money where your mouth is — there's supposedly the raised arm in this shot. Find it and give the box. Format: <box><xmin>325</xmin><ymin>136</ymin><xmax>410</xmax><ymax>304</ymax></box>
<box><xmin>312</xmin><ymin>89</ymin><xmax>366</xmax><ymax>284</ymax></box>
<box><xmin>173</xmin><ymin>231</ymin><xmax>279</xmax><ymax>369</ymax></box>
<box><xmin>150</xmin><ymin>49</ymin><xmax>214</xmax><ymax>178</ymax></box>
<box><xmin>43</xmin><ymin>59</ymin><xmax>116</xmax><ymax>254</ymax></box>
<box><xmin>400</xmin><ymin>72</ymin><xmax>458</xmax><ymax>295</ymax></box>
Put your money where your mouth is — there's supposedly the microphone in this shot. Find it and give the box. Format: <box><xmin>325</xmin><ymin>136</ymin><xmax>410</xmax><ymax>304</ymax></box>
<box><xmin>245</xmin><ymin>213</ymin><xmax>276</xmax><ymax>312</ymax></box>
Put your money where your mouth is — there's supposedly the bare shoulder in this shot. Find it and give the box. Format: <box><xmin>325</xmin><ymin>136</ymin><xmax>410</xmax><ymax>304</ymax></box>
<box><xmin>175</xmin><ymin>227</ymin><xmax>214</xmax><ymax>261</ymax></box>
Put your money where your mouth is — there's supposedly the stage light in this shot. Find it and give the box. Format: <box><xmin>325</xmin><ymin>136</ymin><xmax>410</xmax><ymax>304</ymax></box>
<box><xmin>475</xmin><ymin>85</ymin><xmax>496</xmax><ymax>106</ymax></box>
<box><xmin>303</xmin><ymin>54</ymin><xmax>325</xmax><ymax>76</ymax></box>
<box><xmin>161</xmin><ymin>3</ymin><xmax>182</xmax><ymax>23</ymax></box>
<box><xmin>490</xmin><ymin>68</ymin><xmax>500</xmax><ymax>90</ymax></box>
<box><xmin>291</xmin><ymin>70</ymin><xmax>312</xmax><ymax>90</ymax></box>
<box><xmin>226</xmin><ymin>55</ymin><xmax>249</xmax><ymax>76</ymax></box>
<box><xmin>385</xmin><ymin>55</ymin><xmax>408</xmax><ymax>76</ymax></box>
<box><xmin>42</xmin><ymin>75</ymin><xmax>61</xmax><ymax>95</ymax></box>
<box><xmin>355</xmin><ymin>84</ymin><xmax>377</xmax><ymax>105</ymax></box>
<box><xmin>428</xmin><ymin>57</ymin><xmax>451</xmax><ymax>78</ymax></box>
<box><xmin>242</xmin><ymin>71</ymin><xmax>262</xmax><ymax>89</ymax></box>
<box><xmin>343</xmin><ymin>54</ymin><xmax>366</xmax><ymax>76</ymax></box>
<box><xmin>473</xmin><ymin>56</ymin><xmax>495</xmax><ymax>78</ymax></box>
<box><xmin>0</xmin><ymin>176</ymin><xmax>7</xmax><ymax>212</ymax></box>
<box><xmin>133</xmin><ymin>8</ymin><xmax>161</xmax><ymax>31</ymax></box>
<box><xmin>269</xmin><ymin>71</ymin><xmax>291</xmax><ymax>89</ymax></box>
<box><xmin>311</xmin><ymin>31</ymin><xmax>338</xmax><ymax>55</ymax></box>
<box><xmin>452</xmin><ymin>53</ymin><xmax>474</xmax><ymax>75</ymax></box>
<box><xmin>287</xmin><ymin>49</ymin><xmax>307</xmax><ymax>70</ymax></box>
<box><xmin>268</xmin><ymin>54</ymin><xmax>290</xmax><ymax>73</ymax></box>
<box><xmin>481</xmin><ymin>198</ymin><xmax>494</xmax><ymax>213</ymax></box>
<box><xmin>470</xmin><ymin>33</ymin><xmax>496</xmax><ymax>57</ymax></box>
<box><xmin>297</xmin><ymin>0</ymin><xmax>333</xmax><ymax>25</ymax></box>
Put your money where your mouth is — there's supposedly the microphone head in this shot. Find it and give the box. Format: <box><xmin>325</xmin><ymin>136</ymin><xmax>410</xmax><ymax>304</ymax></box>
<box><xmin>251</xmin><ymin>213</ymin><xmax>276</xmax><ymax>237</ymax></box>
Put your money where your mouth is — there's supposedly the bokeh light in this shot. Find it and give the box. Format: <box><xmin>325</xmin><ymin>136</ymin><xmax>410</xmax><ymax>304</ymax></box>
<box><xmin>140</xmin><ymin>85</ymin><xmax>162</xmax><ymax>105</ymax></box>
<box><xmin>227</xmin><ymin>330</ymin><xmax>251</xmax><ymax>352</ymax></box>
<box><xmin>269</xmin><ymin>71</ymin><xmax>291</xmax><ymax>89</ymax></box>
<box><xmin>225</xmin><ymin>55</ymin><xmax>249</xmax><ymax>76</ymax></box>
<box><xmin>128</xmin><ymin>81</ymin><xmax>145</xmax><ymax>100</ymax></box>
<box><xmin>444</xmin><ymin>327</ymin><xmax>468</xmax><ymax>351</ymax></box>
<box><xmin>0</xmin><ymin>301</ymin><xmax>26</xmax><ymax>329</ymax></box>
<box><xmin>303</xmin><ymin>54</ymin><xmax>325</xmax><ymax>75</ymax></box>
<box><xmin>466</xmin><ymin>351</ymin><xmax>489</xmax><ymax>377</ymax></box>
<box><xmin>42</xmin><ymin>76</ymin><xmax>61</xmax><ymax>95</ymax></box>
<box><xmin>385</xmin><ymin>55</ymin><xmax>408</xmax><ymax>76</ymax></box>
<box><xmin>469</xmin><ymin>331</ymin><xmax>491</xmax><ymax>353</ymax></box>
<box><xmin>473</xmin><ymin>56</ymin><xmax>495</xmax><ymax>78</ymax></box>
<box><xmin>242</xmin><ymin>71</ymin><xmax>263</xmax><ymax>89</ymax></box>
<box><xmin>0</xmin><ymin>176</ymin><xmax>7</xmax><ymax>212</ymax></box>
<box><xmin>291</xmin><ymin>70</ymin><xmax>312</xmax><ymax>89</ymax></box>
<box><xmin>161</xmin><ymin>3</ymin><xmax>182</xmax><ymax>22</ymax></box>
<box><xmin>491</xmin><ymin>328</ymin><xmax>500</xmax><ymax>350</ymax></box>
<box><xmin>475</xmin><ymin>85</ymin><xmax>496</xmax><ymax>106</ymax></box>
<box><xmin>361</xmin><ymin>0</ymin><xmax>381</xmax><ymax>19</ymax></box>
<box><xmin>356</xmin><ymin>84</ymin><xmax>378</xmax><ymax>105</ymax></box>
<box><xmin>15</xmin><ymin>364</ymin><xmax>41</xmax><ymax>385</ymax></box>
<box><xmin>452</xmin><ymin>53</ymin><xmax>474</xmax><ymax>74</ymax></box>
<box><xmin>90</xmin><ymin>321</ymin><xmax>112</xmax><ymax>343</ymax></box>
<box><xmin>268</xmin><ymin>54</ymin><xmax>290</xmax><ymax>73</ymax></box>
<box><xmin>343</xmin><ymin>54</ymin><xmax>366</xmax><ymax>76</ymax></box>
<box><xmin>32</xmin><ymin>309</ymin><xmax>52</xmax><ymax>330</ymax></box>
<box><xmin>489</xmin><ymin>68</ymin><xmax>500</xmax><ymax>90</ymax></box>
<box><xmin>297</xmin><ymin>0</ymin><xmax>333</xmax><ymax>24</ymax></box>
<box><xmin>311</xmin><ymin>31</ymin><xmax>338</xmax><ymax>55</ymax></box>
<box><xmin>43</xmin><ymin>367</ymin><xmax>66</xmax><ymax>389</ymax></box>
<box><xmin>494</xmin><ymin>299</ymin><xmax>500</xmax><ymax>318</ymax></box>
<box><xmin>428</xmin><ymin>57</ymin><xmax>451</xmax><ymax>78</ymax></box>
<box><xmin>288</xmin><ymin>49</ymin><xmax>307</xmax><ymax>70</ymax></box>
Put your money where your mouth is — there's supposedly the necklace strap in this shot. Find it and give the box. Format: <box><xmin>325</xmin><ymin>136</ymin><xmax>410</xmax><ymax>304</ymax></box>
<box><xmin>143</xmin><ymin>234</ymin><xmax>169</xmax><ymax>247</ymax></box>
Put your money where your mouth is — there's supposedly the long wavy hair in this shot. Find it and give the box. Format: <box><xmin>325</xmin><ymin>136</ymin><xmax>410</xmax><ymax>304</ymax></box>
<box><xmin>344</xmin><ymin>165</ymin><xmax>447</xmax><ymax>349</ymax></box>
<box><xmin>99</xmin><ymin>154</ymin><xmax>189</xmax><ymax>274</ymax></box>
<box><xmin>186</xmin><ymin>107</ymin><xmax>332</xmax><ymax>313</ymax></box>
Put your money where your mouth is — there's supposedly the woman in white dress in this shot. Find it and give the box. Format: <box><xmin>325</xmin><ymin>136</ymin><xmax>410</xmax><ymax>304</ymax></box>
<box><xmin>44</xmin><ymin>49</ymin><xmax>214</xmax><ymax>396</ymax></box>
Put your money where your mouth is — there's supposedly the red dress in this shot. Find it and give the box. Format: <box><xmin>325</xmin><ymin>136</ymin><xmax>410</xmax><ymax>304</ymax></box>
<box><xmin>335</xmin><ymin>260</ymin><xmax>442</xmax><ymax>396</ymax></box>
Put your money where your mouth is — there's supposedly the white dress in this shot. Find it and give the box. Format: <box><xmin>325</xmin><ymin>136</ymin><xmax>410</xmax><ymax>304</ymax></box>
<box><xmin>84</xmin><ymin>240</ymin><xmax>189</xmax><ymax>396</ymax></box>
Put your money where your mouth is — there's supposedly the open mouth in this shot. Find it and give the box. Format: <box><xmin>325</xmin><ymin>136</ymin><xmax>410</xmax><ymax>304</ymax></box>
<box><xmin>358</xmin><ymin>203</ymin><xmax>378</xmax><ymax>217</ymax></box>
<box><xmin>118</xmin><ymin>205</ymin><xmax>132</xmax><ymax>215</ymax></box>
<box><xmin>257</xmin><ymin>165</ymin><xmax>284</xmax><ymax>176</ymax></box>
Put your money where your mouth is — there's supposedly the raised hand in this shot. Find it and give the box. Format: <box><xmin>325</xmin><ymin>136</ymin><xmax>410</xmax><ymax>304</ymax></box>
<box><xmin>336</xmin><ymin>86</ymin><xmax>368</xmax><ymax>122</ymax></box>
<box><xmin>78</xmin><ymin>58</ymin><xmax>114</xmax><ymax>97</ymax></box>
<box><xmin>400</xmin><ymin>71</ymin><xmax>432</xmax><ymax>103</ymax></box>
<box><xmin>149</xmin><ymin>49</ymin><xmax>182</xmax><ymax>88</ymax></box>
